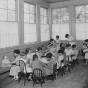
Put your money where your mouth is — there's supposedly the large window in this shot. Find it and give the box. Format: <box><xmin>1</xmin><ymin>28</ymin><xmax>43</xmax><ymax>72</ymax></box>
<box><xmin>0</xmin><ymin>0</ymin><xmax>19</xmax><ymax>48</ymax></box>
<box><xmin>24</xmin><ymin>2</ymin><xmax>37</xmax><ymax>44</ymax></box>
<box><xmin>76</xmin><ymin>5</ymin><xmax>88</xmax><ymax>40</ymax></box>
<box><xmin>52</xmin><ymin>8</ymin><xmax>69</xmax><ymax>40</ymax></box>
<box><xmin>40</xmin><ymin>7</ymin><xmax>50</xmax><ymax>41</ymax></box>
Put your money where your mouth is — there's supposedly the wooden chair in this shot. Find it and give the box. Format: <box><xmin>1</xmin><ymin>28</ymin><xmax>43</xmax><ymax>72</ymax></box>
<box><xmin>18</xmin><ymin>60</ymin><xmax>31</xmax><ymax>86</ymax></box>
<box><xmin>32</xmin><ymin>68</ymin><xmax>45</xmax><ymax>87</ymax></box>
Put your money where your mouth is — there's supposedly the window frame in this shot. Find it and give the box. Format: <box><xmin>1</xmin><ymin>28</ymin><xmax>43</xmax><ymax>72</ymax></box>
<box><xmin>24</xmin><ymin>2</ymin><xmax>36</xmax><ymax>24</ymax></box>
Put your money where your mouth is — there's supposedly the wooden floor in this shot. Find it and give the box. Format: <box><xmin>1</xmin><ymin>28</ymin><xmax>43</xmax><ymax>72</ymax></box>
<box><xmin>1</xmin><ymin>59</ymin><xmax>88</xmax><ymax>88</ymax></box>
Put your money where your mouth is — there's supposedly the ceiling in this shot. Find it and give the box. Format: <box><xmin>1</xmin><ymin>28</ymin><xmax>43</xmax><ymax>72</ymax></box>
<box><xmin>43</xmin><ymin>0</ymin><xmax>71</xmax><ymax>3</ymax></box>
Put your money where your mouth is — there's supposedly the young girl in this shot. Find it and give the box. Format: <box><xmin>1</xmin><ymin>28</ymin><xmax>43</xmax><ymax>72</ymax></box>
<box><xmin>9</xmin><ymin>49</ymin><xmax>21</xmax><ymax>80</ymax></box>
<box><xmin>20</xmin><ymin>52</ymin><xmax>32</xmax><ymax>80</ymax></box>
<box><xmin>57</xmin><ymin>50</ymin><xmax>65</xmax><ymax>76</ymax></box>
<box><xmin>65</xmin><ymin>44</ymin><xmax>74</xmax><ymax>63</ymax></box>
<box><xmin>1</xmin><ymin>56</ymin><xmax>11</xmax><ymax>68</ymax></box>
<box><xmin>36</xmin><ymin>47</ymin><xmax>43</xmax><ymax>60</ymax></box>
<box><xmin>83</xmin><ymin>44</ymin><xmax>88</xmax><ymax>66</ymax></box>
<box><xmin>72</xmin><ymin>44</ymin><xmax>79</xmax><ymax>66</ymax></box>
<box><xmin>65</xmin><ymin>34</ymin><xmax>75</xmax><ymax>46</ymax></box>
<box><xmin>25</xmin><ymin>48</ymin><xmax>35</xmax><ymax>64</ymax></box>
<box><xmin>55</xmin><ymin>35</ymin><xmax>60</xmax><ymax>52</ymax></box>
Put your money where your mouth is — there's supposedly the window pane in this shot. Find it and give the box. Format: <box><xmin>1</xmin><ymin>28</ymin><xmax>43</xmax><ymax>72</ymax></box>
<box><xmin>76</xmin><ymin>6</ymin><xmax>85</xmax><ymax>14</ymax></box>
<box><xmin>29</xmin><ymin>14</ymin><xmax>35</xmax><ymax>23</ymax></box>
<box><xmin>24</xmin><ymin>23</ymin><xmax>37</xmax><ymax>43</ymax></box>
<box><xmin>24</xmin><ymin>13</ymin><xmax>29</xmax><ymax>23</ymax></box>
<box><xmin>0</xmin><ymin>9</ymin><xmax>7</xmax><ymax>21</ymax></box>
<box><xmin>41</xmin><ymin>16</ymin><xmax>44</xmax><ymax>24</ymax></box>
<box><xmin>44</xmin><ymin>8</ymin><xmax>47</xmax><ymax>16</ymax></box>
<box><xmin>0</xmin><ymin>22</ymin><xmax>19</xmax><ymax>48</ymax></box>
<box><xmin>86</xmin><ymin>14</ymin><xmax>88</xmax><ymax>22</ymax></box>
<box><xmin>85</xmin><ymin>5</ymin><xmax>88</xmax><ymax>13</ymax></box>
<box><xmin>60</xmin><ymin>8</ymin><xmax>69</xmax><ymax>23</ymax></box>
<box><xmin>24</xmin><ymin>3</ymin><xmax>30</xmax><ymax>13</ymax></box>
<box><xmin>8</xmin><ymin>0</ymin><xmax>15</xmax><ymax>10</ymax></box>
<box><xmin>76</xmin><ymin>14</ymin><xmax>85</xmax><ymax>23</ymax></box>
<box><xmin>40</xmin><ymin>8</ymin><xmax>44</xmax><ymax>16</ymax></box>
<box><xmin>30</xmin><ymin>4</ymin><xmax>35</xmax><ymax>14</ymax></box>
<box><xmin>8</xmin><ymin>10</ymin><xmax>15</xmax><ymax>21</ymax></box>
<box><xmin>0</xmin><ymin>0</ymin><xmax>7</xmax><ymax>9</ymax></box>
<box><xmin>44</xmin><ymin>17</ymin><xmax>47</xmax><ymax>24</ymax></box>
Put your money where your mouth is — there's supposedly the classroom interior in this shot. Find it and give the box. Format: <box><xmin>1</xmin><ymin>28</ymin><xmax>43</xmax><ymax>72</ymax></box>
<box><xmin>0</xmin><ymin>0</ymin><xmax>88</xmax><ymax>88</ymax></box>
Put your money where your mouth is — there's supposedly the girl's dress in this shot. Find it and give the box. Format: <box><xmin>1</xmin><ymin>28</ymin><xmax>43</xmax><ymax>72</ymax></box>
<box><xmin>83</xmin><ymin>48</ymin><xmax>88</xmax><ymax>60</ymax></box>
<box><xmin>9</xmin><ymin>55</ymin><xmax>21</xmax><ymax>77</ymax></box>
<box><xmin>26</xmin><ymin>53</ymin><xmax>35</xmax><ymax>64</ymax></box>
<box><xmin>67</xmin><ymin>36</ymin><xmax>75</xmax><ymax>46</ymax></box>
<box><xmin>57</xmin><ymin>55</ymin><xmax>64</xmax><ymax>69</ymax></box>
<box><xmin>56</xmin><ymin>39</ymin><xmax>60</xmax><ymax>52</ymax></box>
<box><xmin>20</xmin><ymin>58</ymin><xmax>32</xmax><ymax>73</ymax></box>
<box><xmin>65</xmin><ymin>49</ymin><xmax>73</xmax><ymax>61</ymax></box>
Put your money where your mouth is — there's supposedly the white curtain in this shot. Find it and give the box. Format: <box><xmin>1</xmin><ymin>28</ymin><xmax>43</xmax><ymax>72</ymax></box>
<box><xmin>0</xmin><ymin>21</ymin><xmax>19</xmax><ymax>48</ymax></box>
<box><xmin>41</xmin><ymin>24</ymin><xmax>50</xmax><ymax>41</ymax></box>
<box><xmin>24</xmin><ymin>23</ymin><xmax>37</xmax><ymax>44</ymax></box>
<box><xmin>52</xmin><ymin>23</ymin><xmax>69</xmax><ymax>40</ymax></box>
<box><xmin>76</xmin><ymin>23</ymin><xmax>88</xmax><ymax>40</ymax></box>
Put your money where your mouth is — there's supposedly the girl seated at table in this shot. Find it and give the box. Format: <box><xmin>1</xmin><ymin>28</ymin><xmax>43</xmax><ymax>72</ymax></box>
<box><xmin>25</xmin><ymin>48</ymin><xmax>34</xmax><ymax>64</ymax></box>
<box><xmin>36</xmin><ymin>47</ymin><xmax>43</xmax><ymax>60</ymax></box>
<box><xmin>30</xmin><ymin>54</ymin><xmax>43</xmax><ymax>71</ymax></box>
<box><xmin>20</xmin><ymin>52</ymin><xmax>32</xmax><ymax>73</ymax></box>
<box><xmin>57</xmin><ymin>50</ymin><xmax>65</xmax><ymax>76</ymax></box>
<box><xmin>42</xmin><ymin>53</ymin><xmax>56</xmax><ymax>76</ymax></box>
<box><xmin>9</xmin><ymin>49</ymin><xmax>21</xmax><ymax>80</ymax></box>
<box><xmin>48</xmin><ymin>44</ymin><xmax>57</xmax><ymax>58</ymax></box>
<box><xmin>64</xmin><ymin>44</ymin><xmax>74</xmax><ymax>68</ymax></box>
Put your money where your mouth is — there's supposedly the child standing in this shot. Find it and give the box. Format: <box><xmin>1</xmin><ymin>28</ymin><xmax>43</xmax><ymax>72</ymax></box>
<box><xmin>83</xmin><ymin>44</ymin><xmax>88</xmax><ymax>66</ymax></box>
<box><xmin>55</xmin><ymin>35</ymin><xmax>60</xmax><ymax>52</ymax></box>
<box><xmin>72</xmin><ymin>44</ymin><xmax>79</xmax><ymax>66</ymax></box>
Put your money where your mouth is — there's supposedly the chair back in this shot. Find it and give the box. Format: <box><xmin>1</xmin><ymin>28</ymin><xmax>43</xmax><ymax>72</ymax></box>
<box><xmin>19</xmin><ymin>60</ymin><xmax>27</xmax><ymax>73</ymax></box>
<box><xmin>32</xmin><ymin>68</ymin><xmax>43</xmax><ymax>79</ymax></box>
<box><xmin>53</xmin><ymin>63</ymin><xmax>57</xmax><ymax>73</ymax></box>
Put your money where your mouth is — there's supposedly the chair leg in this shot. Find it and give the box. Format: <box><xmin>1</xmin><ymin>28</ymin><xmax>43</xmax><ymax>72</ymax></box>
<box><xmin>24</xmin><ymin>74</ymin><xmax>26</xmax><ymax>86</ymax></box>
<box><xmin>33</xmin><ymin>80</ymin><xmax>35</xmax><ymax>87</ymax></box>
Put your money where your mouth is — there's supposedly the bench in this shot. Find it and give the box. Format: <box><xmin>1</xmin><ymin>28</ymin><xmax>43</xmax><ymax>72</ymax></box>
<box><xmin>0</xmin><ymin>67</ymin><xmax>10</xmax><ymax>75</ymax></box>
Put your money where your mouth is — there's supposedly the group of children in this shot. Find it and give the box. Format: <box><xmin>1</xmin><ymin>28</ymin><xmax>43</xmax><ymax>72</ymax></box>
<box><xmin>1</xmin><ymin>34</ymin><xmax>80</xmax><ymax>81</ymax></box>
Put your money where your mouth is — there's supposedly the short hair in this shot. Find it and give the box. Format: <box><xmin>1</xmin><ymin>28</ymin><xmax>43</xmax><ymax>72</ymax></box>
<box><xmin>37</xmin><ymin>47</ymin><xmax>42</xmax><ymax>51</ymax></box>
<box><xmin>60</xmin><ymin>47</ymin><xmax>65</xmax><ymax>51</ymax></box>
<box><xmin>66</xmin><ymin>44</ymin><xmax>71</xmax><ymax>47</ymax></box>
<box><xmin>14</xmin><ymin>49</ymin><xmax>20</xmax><ymax>54</ymax></box>
<box><xmin>72</xmin><ymin>44</ymin><xmax>76</xmax><ymax>48</ymax></box>
<box><xmin>50</xmin><ymin>38</ymin><xmax>54</xmax><ymax>42</ymax></box>
<box><xmin>84</xmin><ymin>39</ymin><xmax>88</xmax><ymax>42</ymax></box>
<box><xmin>56</xmin><ymin>35</ymin><xmax>59</xmax><ymax>38</ymax></box>
<box><xmin>25</xmin><ymin>48</ymin><xmax>31</xmax><ymax>54</ymax></box>
<box><xmin>60</xmin><ymin>43</ymin><xmax>64</xmax><ymax>47</ymax></box>
<box><xmin>33</xmin><ymin>54</ymin><xmax>38</xmax><ymax>61</ymax></box>
<box><xmin>58</xmin><ymin>50</ymin><xmax>64</xmax><ymax>54</ymax></box>
<box><xmin>21</xmin><ymin>52</ymin><xmax>26</xmax><ymax>56</ymax></box>
<box><xmin>46</xmin><ymin>53</ymin><xmax>52</xmax><ymax>58</ymax></box>
<box><xmin>65</xmin><ymin>34</ymin><xmax>69</xmax><ymax>38</ymax></box>
<box><xmin>83</xmin><ymin>43</ymin><xmax>87</xmax><ymax>47</ymax></box>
